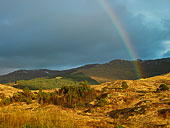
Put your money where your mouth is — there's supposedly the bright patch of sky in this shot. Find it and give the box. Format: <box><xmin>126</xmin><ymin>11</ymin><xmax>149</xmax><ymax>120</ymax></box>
<box><xmin>159</xmin><ymin>41</ymin><xmax>170</xmax><ymax>57</ymax></box>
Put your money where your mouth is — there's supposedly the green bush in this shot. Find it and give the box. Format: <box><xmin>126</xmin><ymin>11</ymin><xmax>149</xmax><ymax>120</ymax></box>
<box><xmin>122</xmin><ymin>81</ymin><xmax>128</xmax><ymax>89</ymax></box>
<box><xmin>1</xmin><ymin>97</ymin><xmax>13</xmax><ymax>105</ymax></box>
<box><xmin>26</xmin><ymin>97</ymin><xmax>32</xmax><ymax>105</ymax></box>
<box><xmin>157</xmin><ymin>84</ymin><xmax>169</xmax><ymax>91</ymax></box>
<box><xmin>102</xmin><ymin>87</ymin><xmax>107</xmax><ymax>92</ymax></box>
<box><xmin>1</xmin><ymin>87</ymin><xmax>34</xmax><ymax>105</ymax></box>
<box><xmin>23</xmin><ymin>123</ymin><xmax>34</xmax><ymax>128</ymax></box>
<box><xmin>1</xmin><ymin>81</ymin><xmax>98</xmax><ymax>109</ymax></box>
<box><xmin>35</xmin><ymin>81</ymin><xmax>96</xmax><ymax>108</ymax></box>
<box><xmin>96</xmin><ymin>98</ymin><xmax>108</xmax><ymax>107</ymax></box>
<box><xmin>85</xmin><ymin>108</ymin><xmax>94</xmax><ymax>113</ymax></box>
<box><xmin>37</xmin><ymin>88</ymin><xmax>58</xmax><ymax>105</ymax></box>
<box><xmin>13</xmin><ymin>92</ymin><xmax>26</xmax><ymax>102</ymax></box>
<box><xmin>57</xmin><ymin>81</ymin><xmax>96</xmax><ymax>108</ymax></box>
<box><xmin>115</xmin><ymin>124</ymin><xmax>126</xmax><ymax>128</ymax></box>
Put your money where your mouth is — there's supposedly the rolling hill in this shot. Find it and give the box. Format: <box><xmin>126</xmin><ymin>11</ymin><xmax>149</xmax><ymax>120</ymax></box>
<box><xmin>0</xmin><ymin>64</ymin><xmax>98</xmax><ymax>84</ymax></box>
<box><xmin>75</xmin><ymin>58</ymin><xmax>170</xmax><ymax>82</ymax></box>
<box><xmin>1</xmin><ymin>57</ymin><xmax>170</xmax><ymax>83</ymax></box>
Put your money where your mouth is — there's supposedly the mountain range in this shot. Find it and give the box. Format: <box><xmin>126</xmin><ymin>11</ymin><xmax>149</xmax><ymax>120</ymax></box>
<box><xmin>0</xmin><ymin>57</ymin><xmax>170</xmax><ymax>83</ymax></box>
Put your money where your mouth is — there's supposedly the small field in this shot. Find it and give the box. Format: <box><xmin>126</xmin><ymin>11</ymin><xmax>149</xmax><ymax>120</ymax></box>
<box><xmin>6</xmin><ymin>73</ymin><xmax>98</xmax><ymax>90</ymax></box>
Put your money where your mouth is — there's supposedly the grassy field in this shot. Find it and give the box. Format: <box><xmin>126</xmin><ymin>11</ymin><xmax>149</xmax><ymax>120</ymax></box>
<box><xmin>2</xmin><ymin>73</ymin><xmax>170</xmax><ymax>127</ymax></box>
<box><xmin>0</xmin><ymin>104</ymin><xmax>78</xmax><ymax>128</ymax></box>
<box><xmin>11</xmin><ymin>77</ymin><xmax>80</xmax><ymax>90</ymax></box>
<box><xmin>7</xmin><ymin>73</ymin><xmax>98</xmax><ymax>90</ymax></box>
<box><xmin>61</xmin><ymin>73</ymin><xmax>99</xmax><ymax>84</ymax></box>
<box><xmin>0</xmin><ymin>82</ymin><xmax>113</xmax><ymax>128</ymax></box>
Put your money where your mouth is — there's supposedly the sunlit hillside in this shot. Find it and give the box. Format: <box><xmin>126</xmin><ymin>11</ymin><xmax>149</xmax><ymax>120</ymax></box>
<box><xmin>1</xmin><ymin>73</ymin><xmax>170</xmax><ymax>127</ymax></box>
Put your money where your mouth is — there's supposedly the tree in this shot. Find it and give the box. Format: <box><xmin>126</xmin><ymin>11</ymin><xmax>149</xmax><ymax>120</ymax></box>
<box><xmin>122</xmin><ymin>81</ymin><xmax>128</xmax><ymax>89</ymax></box>
<box><xmin>157</xmin><ymin>84</ymin><xmax>169</xmax><ymax>91</ymax></box>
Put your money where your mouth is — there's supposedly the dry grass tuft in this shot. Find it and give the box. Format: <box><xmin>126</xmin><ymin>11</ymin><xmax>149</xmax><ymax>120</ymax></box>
<box><xmin>0</xmin><ymin>105</ymin><xmax>77</xmax><ymax>128</ymax></box>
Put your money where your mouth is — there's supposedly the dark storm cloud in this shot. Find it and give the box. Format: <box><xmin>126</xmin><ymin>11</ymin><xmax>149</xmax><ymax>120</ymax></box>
<box><xmin>0</xmin><ymin>0</ymin><xmax>170</xmax><ymax>75</ymax></box>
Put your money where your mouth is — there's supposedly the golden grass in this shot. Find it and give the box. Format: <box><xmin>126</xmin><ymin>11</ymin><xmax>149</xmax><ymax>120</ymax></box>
<box><xmin>0</xmin><ymin>84</ymin><xmax>22</xmax><ymax>98</ymax></box>
<box><xmin>0</xmin><ymin>103</ymin><xmax>116</xmax><ymax>128</ymax></box>
<box><xmin>2</xmin><ymin>73</ymin><xmax>170</xmax><ymax>128</ymax></box>
<box><xmin>0</xmin><ymin>105</ymin><xmax>77</xmax><ymax>128</ymax></box>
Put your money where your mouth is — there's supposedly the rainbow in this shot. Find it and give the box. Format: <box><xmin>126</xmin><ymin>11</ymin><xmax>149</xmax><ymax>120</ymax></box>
<box><xmin>99</xmin><ymin>0</ymin><xmax>141</xmax><ymax>79</ymax></box>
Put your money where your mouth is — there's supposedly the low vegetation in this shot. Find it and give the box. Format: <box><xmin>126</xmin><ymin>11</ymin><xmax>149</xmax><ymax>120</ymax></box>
<box><xmin>12</xmin><ymin>77</ymin><xmax>80</xmax><ymax>90</ymax></box>
<box><xmin>96</xmin><ymin>98</ymin><xmax>108</xmax><ymax>107</ymax></box>
<box><xmin>61</xmin><ymin>73</ymin><xmax>99</xmax><ymax>85</ymax></box>
<box><xmin>0</xmin><ymin>107</ymin><xmax>77</xmax><ymax>128</ymax></box>
<box><xmin>121</xmin><ymin>81</ymin><xmax>128</xmax><ymax>89</ymax></box>
<box><xmin>37</xmin><ymin>81</ymin><xmax>97</xmax><ymax>108</ymax></box>
<box><xmin>1</xmin><ymin>73</ymin><xmax>170</xmax><ymax>127</ymax></box>
<box><xmin>157</xmin><ymin>84</ymin><xmax>169</xmax><ymax>92</ymax></box>
<box><xmin>1</xmin><ymin>87</ymin><xmax>34</xmax><ymax>105</ymax></box>
<box><xmin>116</xmin><ymin>124</ymin><xmax>126</xmax><ymax>128</ymax></box>
<box><xmin>7</xmin><ymin>73</ymin><xmax>98</xmax><ymax>90</ymax></box>
<box><xmin>1</xmin><ymin>81</ymin><xmax>98</xmax><ymax>109</ymax></box>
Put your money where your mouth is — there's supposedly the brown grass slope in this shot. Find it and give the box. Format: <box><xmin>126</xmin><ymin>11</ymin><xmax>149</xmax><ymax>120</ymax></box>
<box><xmin>1</xmin><ymin>73</ymin><xmax>170</xmax><ymax>127</ymax></box>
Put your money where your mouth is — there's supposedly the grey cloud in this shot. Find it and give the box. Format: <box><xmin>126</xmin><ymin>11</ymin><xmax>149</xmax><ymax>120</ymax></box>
<box><xmin>0</xmin><ymin>0</ymin><xmax>170</xmax><ymax>75</ymax></box>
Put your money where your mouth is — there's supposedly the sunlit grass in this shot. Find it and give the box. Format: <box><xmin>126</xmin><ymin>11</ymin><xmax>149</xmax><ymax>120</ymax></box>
<box><xmin>0</xmin><ymin>106</ymin><xmax>77</xmax><ymax>128</ymax></box>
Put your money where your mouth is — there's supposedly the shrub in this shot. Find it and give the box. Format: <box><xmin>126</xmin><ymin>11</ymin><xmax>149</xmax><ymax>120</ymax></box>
<box><xmin>1</xmin><ymin>81</ymin><xmax>97</xmax><ymax>109</ymax></box>
<box><xmin>96</xmin><ymin>98</ymin><xmax>108</xmax><ymax>107</ymax></box>
<box><xmin>0</xmin><ymin>93</ymin><xmax>5</xmax><ymax>99</ymax></box>
<box><xmin>157</xmin><ymin>84</ymin><xmax>169</xmax><ymax>92</ymax></box>
<box><xmin>85</xmin><ymin>108</ymin><xmax>94</xmax><ymax>113</ymax></box>
<box><xmin>35</xmin><ymin>81</ymin><xmax>97</xmax><ymax>108</ymax></box>
<box><xmin>1</xmin><ymin>87</ymin><xmax>34</xmax><ymax>105</ymax></box>
<box><xmin>116</xmin><ymin>124</ymin><xmax>126</xmax><ymax>128</ymax></box>
<box><xmin>1</xmin><ymin>97</ymin><xmax>13</xmax><ymax>105</ymax></box>
<box><xmin>22</xmin><ymin>87</ymin><xmax>34</xmax><ymax>104</ymax></box>
<box><xmin>26</xmin><ymin>97</ymin><xmax>32</xmax><ymax>105</ymax></box>
<box><xmin>102</xmin><ymin>87</ymin><xmax>107</xmax><ymax>92</ymax></box>
<box><xmin>23</xmin><ymin>123</ymin><xmax>34</xmax><ymax>128</ymax></box>
<box><xmin>58</xmin><ymin>82</ymin><xmax>96</xmax><ymax>108</ymax></box>
<box><xmin>122</xmin><ymin>81</ymin><xmax>128</xmax><ymax>89</ymax></box>
<box><xmin>37</xmin><ymin>89</ymin><xmax>57</xmax><ymax>105</ymax></box>
<box><xmin>13</xmin><ymin>92</ymin><xmax>26</xmax><ymax>102</ymax></box>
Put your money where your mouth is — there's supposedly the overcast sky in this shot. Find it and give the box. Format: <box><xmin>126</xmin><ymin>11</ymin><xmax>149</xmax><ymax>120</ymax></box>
<box><xmin>0</xmin><ymin>0</ymin><xmax>170</xmax><ymax>75</ymax></box>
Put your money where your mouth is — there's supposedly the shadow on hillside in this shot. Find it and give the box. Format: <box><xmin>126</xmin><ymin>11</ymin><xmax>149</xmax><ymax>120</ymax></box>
<box><xmin>107</xmin><ymin>105</ymin><xmax>148</xmax><ymax>119</ymax></box>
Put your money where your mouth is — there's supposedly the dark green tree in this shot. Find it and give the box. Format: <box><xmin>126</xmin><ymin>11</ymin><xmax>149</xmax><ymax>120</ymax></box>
<box><xmin>157</xmin><ymin>84</ymin><xmax>169</xmax><ymax>91</ymax></box>
<box><xmin>122</xmin><ymin>81</ymin><xmax>128</xmax><ymax>89</ymax></box>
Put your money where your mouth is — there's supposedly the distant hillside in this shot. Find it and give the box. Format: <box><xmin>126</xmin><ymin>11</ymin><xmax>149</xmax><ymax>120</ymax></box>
<box><xmin>137</xmin><ymin>58</ymin><xmax>170</xmax><ymax>78</ymax></box>
<box><xmin>0</xmin><ymin>69</ymin><xmax>61</xmax><ymax>84</ymax></box>
<box><xmin>0</xmin><ymin>64</ymin><xmax>98</xmax><ymax>84</ymax></box>
<box><xmin>74</xmin><ymin>60</ymin><xmax>138</xmax><ymax>82</ymax></box>
<box><xmin>75</xmin><ymin>58</ymin><xmax>170</xmax><ymax>82</ymax></box>
<box><xmin>1</xmin><ymin>57</ymin><xmax>170</xmax><ymax>83</ymax></box>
